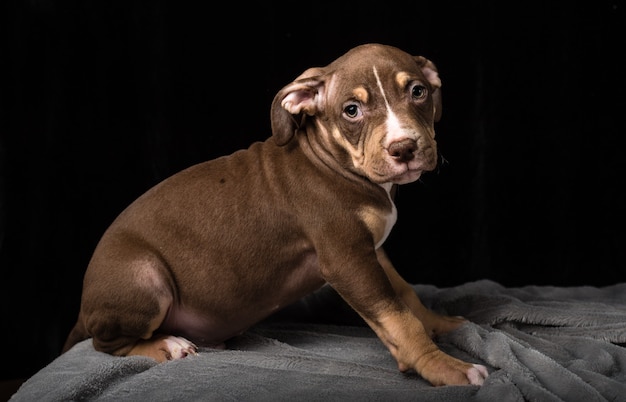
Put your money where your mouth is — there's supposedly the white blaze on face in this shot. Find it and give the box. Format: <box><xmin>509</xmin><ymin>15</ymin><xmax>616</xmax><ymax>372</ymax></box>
<box><xmin>373</xmin><ymin>66</ymin><xmax>405</xmax><ymax>147</ymax></box>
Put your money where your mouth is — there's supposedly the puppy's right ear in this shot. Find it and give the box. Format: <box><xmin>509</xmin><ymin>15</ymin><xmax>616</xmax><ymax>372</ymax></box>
<box><xmin>270</xmin><ymin>68</ymin><xmax>326</xmax><ymax>146</ymax></box>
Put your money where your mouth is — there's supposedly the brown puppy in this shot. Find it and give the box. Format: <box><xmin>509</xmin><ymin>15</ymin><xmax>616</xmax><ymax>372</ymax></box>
<box><xmin>63</xmin><ymin>43</ymin><xmax>488</xmax><ymax>386</ymax></box>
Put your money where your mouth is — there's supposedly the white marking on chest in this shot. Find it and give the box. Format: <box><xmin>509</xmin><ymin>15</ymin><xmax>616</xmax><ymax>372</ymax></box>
<box><xmin>359</xmin><ymin>182</ymin><xmax>398</xmax><ymax>249</ymax></box>
<box><xmin>380</xmin><ymin>182</ymin><xmax>398</xmax><ymax>248</ymax></box>
<box><xmin>373</xmin><ymin>66</ymin><xmax>404</xmax><ymax>146</ymax></box>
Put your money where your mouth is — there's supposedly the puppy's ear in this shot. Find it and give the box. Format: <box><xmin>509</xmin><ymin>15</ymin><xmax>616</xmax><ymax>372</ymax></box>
<box><xmin>270</xmin><ymin>68</ymin><xmax>326</xmax><ymax>146</ymax></box>
<box><xmin>413</xmin><ymin>56</ymin><xmax>443</xmax><ymax>122</ymax></box>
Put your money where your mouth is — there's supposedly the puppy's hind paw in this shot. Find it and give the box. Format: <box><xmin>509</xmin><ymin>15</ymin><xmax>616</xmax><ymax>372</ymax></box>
<box><xmin>129</xmin><ymin>334</ymin><xmax>199</xmax><ymax>362</ymax></box>
<box><xmin>467</xmin><ymin>364</ymin><xmax>489</xmax><ymax>385</ymax></box>
<box><xmin>162</xmin><ymin>335</ymin><xmax>199</xmax><ymax>360</ymax></box>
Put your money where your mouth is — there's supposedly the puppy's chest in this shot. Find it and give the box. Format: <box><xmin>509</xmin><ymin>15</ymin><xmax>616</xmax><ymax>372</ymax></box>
<box><xmin>359</xmin><ymin>202</ymin><xmax>397</xmax><ymax>249</ymax></box>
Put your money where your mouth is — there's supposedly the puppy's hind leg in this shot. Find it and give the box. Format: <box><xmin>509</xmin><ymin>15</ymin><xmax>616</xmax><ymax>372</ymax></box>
<box><xmin>79</xmin><ymin>243</ymin><xmax>197</xmax><ymax>362</ymax></box>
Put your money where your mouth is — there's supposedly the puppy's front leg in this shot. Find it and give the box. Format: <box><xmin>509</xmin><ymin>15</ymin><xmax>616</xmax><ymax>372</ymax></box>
<box><xmin>375</xmin><ymin>248</ymin><xmax>466</xmax><ymax>337</ymax></box>
<box><xmin>328</xmin><ymin>251</ymin><xmax>488</xmax><ymax>386</ymax></box>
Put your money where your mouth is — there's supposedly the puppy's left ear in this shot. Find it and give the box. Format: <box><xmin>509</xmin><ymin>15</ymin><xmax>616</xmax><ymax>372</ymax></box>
<box><xmin>414</xmin><ymin>56</ymin><xmax>442</xmax><ymax>122</ymax></box>
<box><xmin>270</xmin><ymin>68</ymin><xmax>326</xmax><ymax>146</ymax></box>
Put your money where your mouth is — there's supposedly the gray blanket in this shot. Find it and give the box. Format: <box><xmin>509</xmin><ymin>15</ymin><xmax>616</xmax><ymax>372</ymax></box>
<box><xmin>11</xmin><ymin>280</ymin><xmax>626</xmax><ymax>401</ymax></box>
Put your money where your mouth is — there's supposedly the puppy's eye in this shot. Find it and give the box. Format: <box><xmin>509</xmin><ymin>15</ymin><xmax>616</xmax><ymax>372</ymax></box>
<box><xmin>343</xmin><ymin>103</ymin><xmax>362</xmax><ymax>119</ymax></box>
<box><xmin>411</xmin><ymin>84</ymin><xmax>427</xmax><ymax>100</ymax></box>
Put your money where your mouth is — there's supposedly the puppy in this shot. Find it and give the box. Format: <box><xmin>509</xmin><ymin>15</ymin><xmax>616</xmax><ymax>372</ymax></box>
<box><xmin>63</xmin><ymin>43</ymin><xmax>488</xmax><ymax>386</ymax></box>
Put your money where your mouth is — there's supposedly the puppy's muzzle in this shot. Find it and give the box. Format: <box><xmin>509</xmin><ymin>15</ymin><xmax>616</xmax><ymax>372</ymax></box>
<box><xmin>388</xmin><ymin>139</ymin><xmax>418</xmax><ymax>163</ymax></box>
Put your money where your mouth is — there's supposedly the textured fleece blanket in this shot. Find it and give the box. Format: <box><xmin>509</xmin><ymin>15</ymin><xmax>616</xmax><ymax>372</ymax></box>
<box><xmin>11</xmin><ymin>280</ymin><xmax>626</xmax><ymax>401</ymax></box>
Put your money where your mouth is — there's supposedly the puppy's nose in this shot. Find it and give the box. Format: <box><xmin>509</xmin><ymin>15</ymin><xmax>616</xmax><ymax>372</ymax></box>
<box><xmin>388</xmin><ymin>139</ymin><xmax>417</xmax><ymax>162</ymax></box>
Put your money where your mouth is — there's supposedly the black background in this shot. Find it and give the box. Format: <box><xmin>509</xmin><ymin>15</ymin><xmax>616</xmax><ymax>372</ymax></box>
<box><xmin>2</xmin><ymin>0</ymin><xmax>625</xmax><ymax>382</ymax></box>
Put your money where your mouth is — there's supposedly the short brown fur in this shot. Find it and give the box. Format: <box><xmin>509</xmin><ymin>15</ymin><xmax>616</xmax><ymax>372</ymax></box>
<box><xmin>63</xmin><ymin>44</ymin><xmax>488</xmax><ymax>386</ymax></box>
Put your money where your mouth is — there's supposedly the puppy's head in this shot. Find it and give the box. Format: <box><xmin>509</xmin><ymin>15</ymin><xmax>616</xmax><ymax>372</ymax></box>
<box><xmin>271</xmin><ymin>43</ymin><xmax>442</xmax><ymax>185</ymax></box>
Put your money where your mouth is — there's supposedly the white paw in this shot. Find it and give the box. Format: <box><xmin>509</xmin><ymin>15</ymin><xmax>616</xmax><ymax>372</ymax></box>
<box><xmin>467</xmin><ymin>364</ymin><xmax>489</xmax><ymax>385</ymax></box>
<box><xmin>162</xmin><ymin>336</ymin><xmax>198</xmax><ymax>360</ymax></box>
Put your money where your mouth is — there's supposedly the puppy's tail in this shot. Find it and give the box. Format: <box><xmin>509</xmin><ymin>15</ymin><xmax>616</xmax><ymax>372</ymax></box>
<box><xmin>61</xmin><ymin>315</ymin><xmax>89</xmax><ymax>354</ymax></box>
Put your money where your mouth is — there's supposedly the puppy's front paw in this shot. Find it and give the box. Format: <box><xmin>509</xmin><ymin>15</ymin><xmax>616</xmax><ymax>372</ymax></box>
<box><xmin>467</xmin><ymin>364</ymin><xmax>489</xmax><ymax>385</ymax></box>
<box><xmin>422</xmin><ymin>313</ymin><xmax>468</xmax><ymax>338</ymax></box>
<box><xmin>414</xmin><ymin>350</ymin><xmax>489</xmax><ymax>386</ymax></box>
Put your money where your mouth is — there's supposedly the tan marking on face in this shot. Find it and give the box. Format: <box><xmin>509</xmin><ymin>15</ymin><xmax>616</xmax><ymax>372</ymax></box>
<box><xmin>336</xmin><ymin>86</ymin><xmax>370</xmax><ymax>169</ymax></box>
<box><xmin>330</xmin><ymin>125</ymin><xmax>365</xmax><ymax>167</ymax></box>
<box><xmin>353</xmin><ymin>86</ymin><xmax>369</xmax><ymax>103</ymax></box>
<box><xmin>395</xmin><ymin>71</ymin><xmax>411</xmax><ymax>89</ymax></box>
<box><xmin>358</xmin><ymin>183</ymin><xmax>397</xmax><ymax>248</ymax></box>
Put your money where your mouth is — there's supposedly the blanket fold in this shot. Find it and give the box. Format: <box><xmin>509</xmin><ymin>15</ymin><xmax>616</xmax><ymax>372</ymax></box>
<box><xmin>11</xmin><ymin>280</ymin><xmax>626</xmax><ymax>402</ymax></box>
